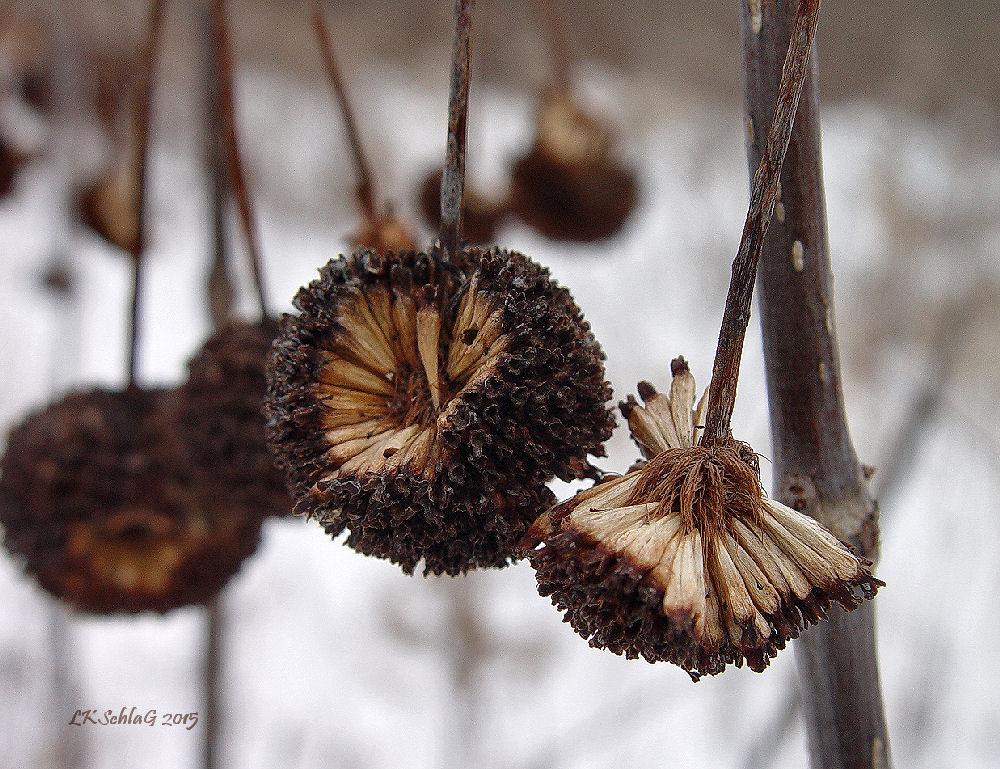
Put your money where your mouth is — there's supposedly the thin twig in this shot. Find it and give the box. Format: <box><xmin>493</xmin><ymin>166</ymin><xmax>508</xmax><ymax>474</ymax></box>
<box><xmin>438</xmin><ymin>0</ymin><xmax>473</xmax><ymax>261</ymax></box>
<box><xmin>126</xmin><ymin>0</ymin><xmax>167</xmax><ymax>386</ymax></box>
<box><xmin>535</xmin><ymin>0</ymin><xmax>572</xmax><ymax>93</ymax></box>
<box><xmin>212</xmin><ymin>0</ymin><xmax>268</xmax><ymax>317</ymax></box>
<box><xmin>310</xmin><ymin>0</ymin><xmax>377</xmax><ymax>220</ymax></box>
<box><xmin>204</xmin><ymin>0</ymin><xmax>233</xmax><ymax>327</ymax></box>
<box><xmin>700</xmin><ymin>0</ymin><xmax>820</xmax><ymax>447</ymax></box>
<box><xmin>203</xmin><ymin>598</ymin><xmax>223</xmax><ymax>769</ymax></box>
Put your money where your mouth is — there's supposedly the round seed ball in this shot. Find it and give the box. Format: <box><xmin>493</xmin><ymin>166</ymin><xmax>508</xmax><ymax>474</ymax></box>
<box><xmin>266</xmin><ymin>247</ymin><xmax>614</xmax><ymax>575</ymax></box>
<box><xmin>0</xmin><ymin>388</ymin><xmax>262</xmax><ymax>613</ymax></box>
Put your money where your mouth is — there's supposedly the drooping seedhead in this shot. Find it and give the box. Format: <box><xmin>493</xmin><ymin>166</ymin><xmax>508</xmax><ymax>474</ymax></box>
<box><xmin>265</xmin><ymin>247</ymin><xmax>614</xmax><ymax>575</ymax></box>
<box><xmin>522</xmin><ymin>359</ymin><xmax>882</xmax><ymax>678</ymax></box>
<box><xmin>510</xmin><ymin>90</ymin><xmax>637</xmax><ymax>242</ymax></box>
<box><xmin>0</xmin><ymin>388</ymin><xmax>262</xmax><ymax>613</ymax></box>
<box><xmin>175</xmin><ymin>318</ymin><xmax>293</xmax><ymax>519</ymax></box>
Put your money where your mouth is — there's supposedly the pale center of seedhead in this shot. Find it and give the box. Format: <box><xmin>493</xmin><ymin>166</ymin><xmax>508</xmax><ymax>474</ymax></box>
<box><xmin>316</xmin><ymin>275</ymin><xmax>509</xmax><ymax>480</ymax></box>
<box><xmin>64</xmin><ymin>508</ymin><xmax>199</xmax><ymax>594</ymax></box>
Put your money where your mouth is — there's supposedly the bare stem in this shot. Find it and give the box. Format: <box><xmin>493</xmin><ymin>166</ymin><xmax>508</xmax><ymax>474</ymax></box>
<box><xmin>439</xmin><ymin>0</ymin><xmax>473</xmax><ymax>262</ymax></box>
<box><xmin>203</xmin><ymin>598</ymin><xmax>223</xmax><ymax>769</ymax></box>
<box><xmin>126</xmin><ymin>0</ymin><xmax>166</xmax><ymax>387</ymax></box>
<box><xmin>700</xmin><ymin>0</ymin><xmax>820</xmax><ymax>447</ymax></box>
<box><xmin>535</xmin><ymin>0</ymin><xmax>572</xmax><ymax>93</ymax></box>
<box><xmin>204</xmin><ymin>0</ymin><xmax>233</xmax><ymax>327</ymax></box>
<box><xmin>310</xmin><ymin>0</ymin><xmax>377</xmax><ymax>220</ymax></box>
<box><xmin>740</xmin><ymin>1</ymin><xmax>892</xmax><ymax>767</ymax></box>
<box><xmin>212</xmin><ymin>0</ymin><xmax>268</xmax><ymax>318</ymax></box>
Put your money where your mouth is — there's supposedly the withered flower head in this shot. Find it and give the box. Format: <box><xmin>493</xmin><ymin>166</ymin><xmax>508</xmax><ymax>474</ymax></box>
<box><xmin>510</xmin><ymin>90</ymin><xmax>637</xmax><ymax>242</ymax></box>
<box><xmin>266</xmin><ymin>247</ymin><xmax>614</xmax><ymax>575</ymax></box>
<box><xmin>176</xmin><ymin>318</ymin><xmax>293</xmax><ymax>519</ymax></box>
<box><xmin>419</xmin><ymin>168</ymin><xmax>508</xmax><ymax>245</ymax></box>
<box><xmin>522</xmin><ymin>358</ymin><xmax>882</xmax><ymax>679</ymax></box>
<box><xmin>0</xmin><ymin>388</ymin><xmax>262</xmax><ymax>613</ymax></box>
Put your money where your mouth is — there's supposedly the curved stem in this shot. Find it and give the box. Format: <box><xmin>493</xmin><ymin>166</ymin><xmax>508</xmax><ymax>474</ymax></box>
<box><xmin>700</xmin><ymin>0</ymin><xmax>820</xmax><ymax>447</ymax></box>
<box><xmin>439</xmin><ymin>0</ymin><xmax>473</xmax><ymax>262</ymax></box>
<box><xmin>126</xmin><ymin>0</ymin><xmax>166</xmax><ymax>387</ymax></box>
<box><xmin>212</xmin><ymin>0</ymin><xmax>269</xmax><ymax>318</ymax></box>
<box><xmin>310</xmin><ymin>0</ymin><xmax>377</xmax><ymax>220</ymax></box>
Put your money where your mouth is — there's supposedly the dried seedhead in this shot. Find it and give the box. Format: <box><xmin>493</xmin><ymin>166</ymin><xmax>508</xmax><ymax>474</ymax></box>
<box><xmin>510</xmin><ymin>90</ymin><xmax>637</xmax><ymax>242</ymax></box>
<box><xmin>265</xmin><ymin>247</ymin><xmax>614</xmax><ymax>575</ymax></box>
<box><xmin>1</xmin><ymin>135</ymin><xmax>31</xmax><ymax>201</ymax></box>
<box><xmin>175</xmin><ymin>318</ymin><xmax>293</xmax><ymax>519</ymax></box>
<box><xmin>0</xmin><ymin>388</ymin><xmax>262</xmax><ymax>613</ymax></box>
<box><xmin>522</xmin><ymin>358</ymin><xmax>882</xmax><ymax>678</ymax></box>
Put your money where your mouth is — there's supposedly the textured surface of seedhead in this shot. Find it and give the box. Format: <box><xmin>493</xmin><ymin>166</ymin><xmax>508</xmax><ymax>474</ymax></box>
<box><xmin>0</xmin><ymin>388</ymin><xmax>262</xmax><ymax>613</ymax></box>
<box><xmin>177</xmin><ymin>318</ymin><xmax>293</xmax><ymax>519</ymax></box>
<box><xmin>266</xmin><ymin>247</ymin><xmax>614</xmax><ymax>574</ymax></box>
<box><xmin>523</xmin><ymin>363</ymin><xmax>882</xmax><ymax>678</ymax></box>
<box><xmin>510</xmin><ymin>92</ymin><xmax>637</xmax><ymax>242</ymax></box>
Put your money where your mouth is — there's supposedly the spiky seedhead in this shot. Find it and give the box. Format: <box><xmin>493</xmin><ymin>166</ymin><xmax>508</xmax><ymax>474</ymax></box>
<box><xmin>265</xmin><ymin>247</ymin><xmax>614</xmax><ymax>575</ymax></box>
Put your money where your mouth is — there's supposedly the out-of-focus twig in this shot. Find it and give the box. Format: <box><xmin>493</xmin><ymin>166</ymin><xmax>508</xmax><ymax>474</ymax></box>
<box><xmin>211</xmin><ymin>0</ymin><xmax>268</xmax><ymax>318</ymax></box>
<box><xmin>126</xmin><ymin>0</ymin><xmax>166</xmax><ymax>386</ymax></box>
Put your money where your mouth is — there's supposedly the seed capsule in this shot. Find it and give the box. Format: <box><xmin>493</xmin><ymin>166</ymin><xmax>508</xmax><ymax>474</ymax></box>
<box><xmin>522</xmin><ymin>358</ymin><xmax>881</xmax><ymax>678</ymax></box>
<box><xmin>265</xmin><ymin>247</ymin><xmax>614</xmax><ymax>575</ymax></box>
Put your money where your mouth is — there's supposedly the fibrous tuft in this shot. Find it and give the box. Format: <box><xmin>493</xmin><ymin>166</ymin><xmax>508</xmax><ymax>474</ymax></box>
<box><xmin>265</xmin><ymin>247</ymin><xmax>613</xmax><ymax>575</ymax></box>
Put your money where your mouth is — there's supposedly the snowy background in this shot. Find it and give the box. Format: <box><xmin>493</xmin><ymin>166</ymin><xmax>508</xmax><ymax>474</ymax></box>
<box><xmin>2</xmin><ymin>3</ymin><xmax>1000</xmax><ymax>768</ymax></box>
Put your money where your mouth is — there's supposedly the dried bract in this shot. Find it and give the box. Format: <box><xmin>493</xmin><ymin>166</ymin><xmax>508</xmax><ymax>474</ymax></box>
<box><xmin>0</xmin><ymin>389</ymin><xmax>261</xmax><ymax>613</ymax></box>
<box><xmin>510</xmin><ymin>91</ymin><xmax>637</xmax><ymax>242</ymax></box>
<box><xmin>176</xmin><ymin>319</ymin><xmax>293</xmax><ymax>519</ymax></box>
<box><xmin>523</xmin><ymin>358</ymin><xmax>881</xmax><ymax>678</ymax></box>
<box><xmin>266</xmin><ymin>248</ymin><xmax>613</xmax><ymax>575</ymax></box>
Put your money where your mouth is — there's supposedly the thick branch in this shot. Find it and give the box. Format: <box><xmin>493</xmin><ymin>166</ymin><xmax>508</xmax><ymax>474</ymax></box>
<box><xmin>740</xmin><ymin>2</ymin><xmax>891</xmax><ymax>768</ymax></box>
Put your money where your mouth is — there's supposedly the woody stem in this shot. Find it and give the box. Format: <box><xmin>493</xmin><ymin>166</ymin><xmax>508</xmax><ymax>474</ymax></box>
<box><xmin>211</xmin><ymin>0</ymin><xmax>269</xmax><ymax>318</ymax></box>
